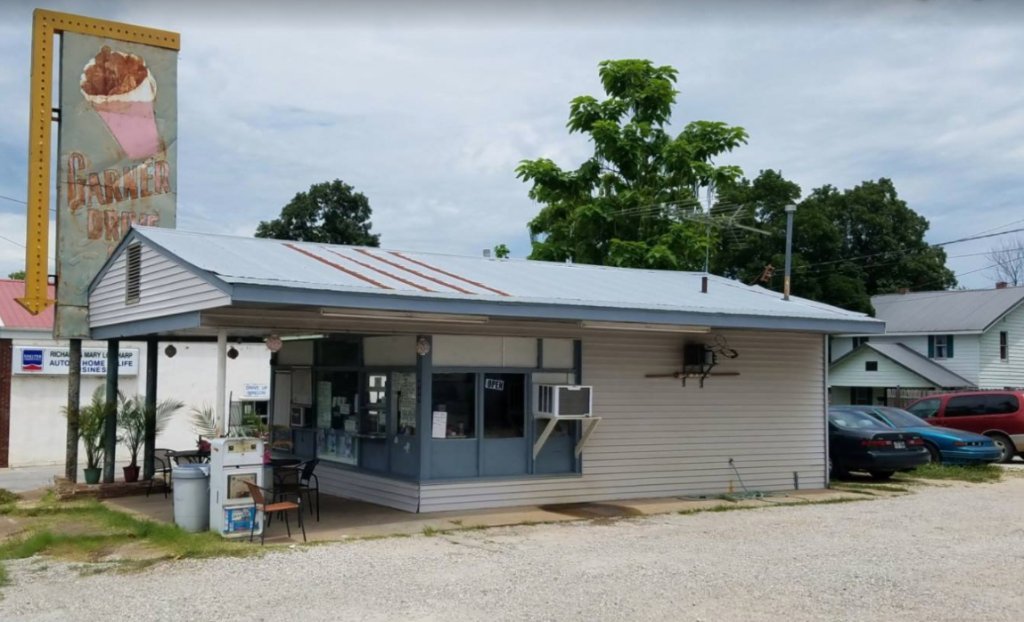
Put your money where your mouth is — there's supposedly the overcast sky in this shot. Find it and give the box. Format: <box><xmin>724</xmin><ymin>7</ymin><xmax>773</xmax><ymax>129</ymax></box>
<box><xmin>0</xmin><ymin>0</ymin><xmax>1022</xmax><ymax>289</ymax></box>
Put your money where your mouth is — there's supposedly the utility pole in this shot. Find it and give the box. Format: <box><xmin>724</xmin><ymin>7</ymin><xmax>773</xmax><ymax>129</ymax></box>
<box><xmin>784</xmin><ymin>203</ymin><xmax>796</xmax><ymax>301</ymax></box>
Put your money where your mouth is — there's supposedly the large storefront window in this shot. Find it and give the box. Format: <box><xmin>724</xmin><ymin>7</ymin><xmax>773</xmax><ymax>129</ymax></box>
<box><xmin>315</xmin><ymin>370</ymin><xmax>360</xmax><ymax>465</ymax></box>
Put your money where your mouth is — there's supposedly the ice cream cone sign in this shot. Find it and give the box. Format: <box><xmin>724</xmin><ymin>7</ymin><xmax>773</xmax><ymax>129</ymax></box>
<box><xmin>80</xmin><ymin>46</ymin><xmax>162</xmax><ymax>160</ymax></box>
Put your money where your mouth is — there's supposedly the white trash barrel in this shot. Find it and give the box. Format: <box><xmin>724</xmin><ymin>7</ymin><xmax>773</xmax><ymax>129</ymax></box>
<box><xmin>172</xmin><ymin>464</ymin><xmax>210</xmax><ymax>532</ymax></box>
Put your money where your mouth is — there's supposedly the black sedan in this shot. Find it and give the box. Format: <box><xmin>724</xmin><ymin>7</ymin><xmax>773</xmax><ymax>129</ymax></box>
<box><xmin>828</xmin><ymin>408</ymin><xmax>930</xmax><ymax>480</ymax></box>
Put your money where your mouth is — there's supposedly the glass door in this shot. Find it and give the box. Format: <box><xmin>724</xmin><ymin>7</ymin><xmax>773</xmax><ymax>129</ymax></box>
<box><xmin>481</xmin><ymin>373</ymin><xmax>528</xmax><ymax>476</ymax></box>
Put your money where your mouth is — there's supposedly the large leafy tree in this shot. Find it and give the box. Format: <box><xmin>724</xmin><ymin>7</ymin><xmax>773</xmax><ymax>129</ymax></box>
<box><xmin>517</xmin><ymin>59</ymin><xmax>748</xmax><ymax>269</ymax></box>
<box><xmin>256</xmin><ymin>179</ymin><xmax>380</xmax><ymax>246</ymax></box>
<box><xmin>714</xmin><ymin>172</ymin><xmax>956</xmax><ymax>313</ymax></box>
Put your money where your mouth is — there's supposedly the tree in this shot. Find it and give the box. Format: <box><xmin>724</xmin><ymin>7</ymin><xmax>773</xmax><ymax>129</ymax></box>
<box><xmin>7</xmin><ymin>270</ymin><xmax>25</xmax><ymax>280</ymax></box>
<box><xmin>255</xmin><ymin>179</ymin><xmax>380</xmax><ymax>246</ymax></box>
<box><xmin>516</xmin><ymin>59</ymin><xmax>748</xmax><ymax>270</ymax></box>
<box><xmin>493</xmin><ymin>244</ymin><xmax>510</xmax><ymax>259</ymax></box>
<box><xmin>987</xmin><ymin>238</ymin><xmax>1024</xmax><ymax>286</ymax></box>
<box><xmin>714</xmin><ymin>172</ymin><xmax>957</xmax><ymax>313</ymax></box>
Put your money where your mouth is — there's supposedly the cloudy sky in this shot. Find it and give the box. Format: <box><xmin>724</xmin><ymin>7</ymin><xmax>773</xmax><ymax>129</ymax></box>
<box><xmin>0</xmin><ymin>0</ymin><xmax>1022</xmax><ymax>289</ymax></box>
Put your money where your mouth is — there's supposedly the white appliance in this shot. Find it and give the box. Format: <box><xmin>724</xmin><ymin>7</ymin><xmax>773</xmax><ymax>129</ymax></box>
<box><xmin>209</xmin><ymin>437</ymin><xmax>265</xmax><ymax>538</ymax></box>
<box><xmin>533</xmin><ymin>384</ymin><xmax>594</xmax><ymax>417</ymax></box>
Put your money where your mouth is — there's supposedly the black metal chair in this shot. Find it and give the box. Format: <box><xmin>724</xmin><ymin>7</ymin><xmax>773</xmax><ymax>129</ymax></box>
<box><xmin>146</xmin><ymin>448</ymin><xmax>174</xmax><ymax>498</ymax></box>
<box><xmin>274</xmin><ymin>459</ymin><xmax>320</xmax><ymax>522</ymax></box>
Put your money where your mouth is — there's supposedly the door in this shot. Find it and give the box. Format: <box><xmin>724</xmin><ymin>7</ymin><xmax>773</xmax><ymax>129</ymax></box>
<box><xmin>481</xmin><ymin>373</ymin><xmax>528</xmax><ymax>476</ymax></box>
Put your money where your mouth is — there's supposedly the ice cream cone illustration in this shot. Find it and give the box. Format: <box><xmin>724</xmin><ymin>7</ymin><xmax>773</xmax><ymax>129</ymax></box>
<box><xmin>80</xmin><ymin>46</ymin><xmax>161</xmax><ymax>160</ymax></box>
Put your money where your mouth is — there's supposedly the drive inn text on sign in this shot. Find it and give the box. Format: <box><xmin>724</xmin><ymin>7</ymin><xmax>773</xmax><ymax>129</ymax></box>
<box><xmin>14</xmin><ymin>346</ymin><xmax>139</xmax><ymax>376</ymax></box>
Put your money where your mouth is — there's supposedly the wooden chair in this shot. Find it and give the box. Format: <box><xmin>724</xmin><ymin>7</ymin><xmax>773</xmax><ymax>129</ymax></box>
<box><xmin>243</xmin><ymin>480</ymin><xmax>306</xmax><ymax>545</ymax></box>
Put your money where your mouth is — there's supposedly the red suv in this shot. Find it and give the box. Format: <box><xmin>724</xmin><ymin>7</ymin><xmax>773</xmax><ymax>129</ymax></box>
<box><xmin>905</xmin><ymin>391</ymin><xmax>1024</xmax><ymax>463</ymax></box>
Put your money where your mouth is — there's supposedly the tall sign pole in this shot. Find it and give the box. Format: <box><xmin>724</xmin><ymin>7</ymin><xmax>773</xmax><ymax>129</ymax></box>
<box><xmin>20</xmin><ymin>10</ymin><xmax>179</xmax><ymax>482</ymax></box>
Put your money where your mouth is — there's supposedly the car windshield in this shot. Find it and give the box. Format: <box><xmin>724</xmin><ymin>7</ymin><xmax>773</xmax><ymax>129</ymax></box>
<box><xmin>829</xmin><ymin>410</ymin><xmax>890</xmax><ymax>431</ymax></box>
<box><xmin>868</xmin><ymin>407</ymin><xmax>929</xmax><ymax>428</ymax></box>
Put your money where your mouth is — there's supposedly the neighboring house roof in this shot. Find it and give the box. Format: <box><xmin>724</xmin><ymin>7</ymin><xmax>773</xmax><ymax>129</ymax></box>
<box><xmin>0</xmin><ymin>279</ymin><xmax>54</xmax><ymax>332</ymax></box>
<box><xmin>92</xmin><ymin>227</ymin><xmax>884</xmax><ymax>334</ymax></box>
<box><xmin>871</xmin><ymin>286</ymin><xmax>1024</xmax><ymax>334</ymax></box>
<box><xmin>833</xmin><ymin>342</ymin><xmax>974</xmax><ymax>388</ymax></box>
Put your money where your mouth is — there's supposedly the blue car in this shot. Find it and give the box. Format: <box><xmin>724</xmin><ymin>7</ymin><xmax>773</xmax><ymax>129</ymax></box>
<box><xmin>833</xmin><ymin>405</ymin><xmax>1001</xmax><ymax>465</ymax></box>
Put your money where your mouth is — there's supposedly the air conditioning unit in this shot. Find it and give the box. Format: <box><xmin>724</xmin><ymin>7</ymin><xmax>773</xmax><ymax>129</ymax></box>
<box><xmin>533</xmin><ymin>384</ymin><xmax>594</xmax><ymax>418</ymax></box>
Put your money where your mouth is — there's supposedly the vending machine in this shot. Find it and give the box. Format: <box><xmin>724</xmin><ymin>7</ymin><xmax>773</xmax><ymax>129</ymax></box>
<box><xmin>209</xmin><ymin>437</ymin><xmax>265</xmax><ymax>538</ymax></box>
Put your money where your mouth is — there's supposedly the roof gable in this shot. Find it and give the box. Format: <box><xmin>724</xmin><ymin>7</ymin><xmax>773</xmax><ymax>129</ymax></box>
<box><xmin>872</xmin><ymin>287</ymin><xmax>1024</xmax><ymax>334</ymax></box>
<box><xmin>830</xmin><ymin>342</ymin><xmax>974</xmax><ymax>388</ymax></box>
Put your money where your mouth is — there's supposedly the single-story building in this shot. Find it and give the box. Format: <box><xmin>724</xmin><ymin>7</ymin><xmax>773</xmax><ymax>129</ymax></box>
<box><xmin>86</xmin><ymin>226</ymin><xmax>883</xmax><ymax>512</ymax></box>
<box><xmin>0</xmin><ymin>279</ymin><xmax>271</xmax><ymax>468</ymax></box>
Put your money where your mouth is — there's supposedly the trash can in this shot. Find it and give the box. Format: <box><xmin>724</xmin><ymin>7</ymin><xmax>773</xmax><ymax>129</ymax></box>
<box><xmin>172</xmin><ymin>464</ymin><xmax>210</xmax><ymax>532</ymax></box>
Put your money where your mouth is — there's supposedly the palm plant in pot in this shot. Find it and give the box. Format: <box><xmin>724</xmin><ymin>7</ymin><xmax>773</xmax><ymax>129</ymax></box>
<box><xmin>118</xmin><ymin>394</ymin><xmax>185</xmax><ymax>482</ymax></box>
<box><xmin>70</xmin><ymin>387</ymin><xmax>108</xmax><ymax>485</ymax></box>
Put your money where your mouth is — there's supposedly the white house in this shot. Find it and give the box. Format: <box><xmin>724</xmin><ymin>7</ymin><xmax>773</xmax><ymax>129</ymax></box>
<box><xmin>830</xmin><ymin>285</ymin><xmax>1024</xmax><ymax>406</ymax></box>
<box><xmin>0</xmin><ymin>279</ymin><xmax>271</xmax><ymax>468</ymax></box>
<box><xmin>83</xmin><ymin>227</ymin><xmax>882</xmax><ymax>512</ymax></box>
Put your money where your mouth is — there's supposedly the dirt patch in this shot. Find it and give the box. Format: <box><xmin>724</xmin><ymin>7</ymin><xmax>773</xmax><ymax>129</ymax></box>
<box><xmin>538</xmin><ymin>503</ymin><xmax>644</xmax><ymax>520</ymax></box>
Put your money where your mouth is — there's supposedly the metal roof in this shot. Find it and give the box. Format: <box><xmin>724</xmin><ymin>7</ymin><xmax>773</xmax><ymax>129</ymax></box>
<box><xmin>872</xmin><ymin>286</ymin><xmax>1024</xmax><ymax>334</ymax></box>
<box><xmin>106</xmin><ymin>227</ymin><xmax>883</xmax><ymax>333</ymax></box>
<box><xmin>0</xmin><ymin>280</ymin><xmax>54</xmax><ymax>332</ymax></box>
<box><xmin>847</xmin><ymin>342</ymin><xmax>975</xmax><ymax>388</ymax></box>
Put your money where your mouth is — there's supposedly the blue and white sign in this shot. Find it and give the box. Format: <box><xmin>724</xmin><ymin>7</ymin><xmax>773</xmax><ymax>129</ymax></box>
<box><xmin>13</xmin><ymin>346</ymin><xmax>139</xmax><ymax>376</ymax></box>
<box><xmin>240</xmin><ymin>383</ymin><xmax>269</xmax><ymax>400</ymax></box>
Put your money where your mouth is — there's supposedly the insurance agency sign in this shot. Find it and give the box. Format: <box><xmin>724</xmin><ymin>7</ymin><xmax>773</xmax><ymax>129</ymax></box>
<box><xmin>13</xmin><ymin>346</ymin><xmax>139</xmax><ymax>376</ymax></box>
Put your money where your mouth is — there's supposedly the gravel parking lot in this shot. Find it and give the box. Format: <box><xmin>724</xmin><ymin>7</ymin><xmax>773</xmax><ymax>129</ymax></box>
<box><xmin>3</xmin><ymin>475</ymin><xmax>1024</xmax><ymax>621</ymax></box>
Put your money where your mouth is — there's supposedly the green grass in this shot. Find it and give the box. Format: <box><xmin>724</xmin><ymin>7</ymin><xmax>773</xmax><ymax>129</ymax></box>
<box><xmin>421</xmin><ymin>525</ymin><xmax>440</xmax><ymax>537</ymax></box>
<box><xmin>0</xmin><ymin>489</ymin><xmax>18</xmax><ymax>505</ymax></box>
<box><xmin>0</xmin><ymin>498</ymin><xmax>258</xmax><ymax>586</ymax></box>
<box><xmin>897</xmin><ymin>463</ymin><xmax>1004</xmax><ymax>483</ymax></box>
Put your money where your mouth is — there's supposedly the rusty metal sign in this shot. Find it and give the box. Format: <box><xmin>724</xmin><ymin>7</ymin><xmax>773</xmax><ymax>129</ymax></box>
<box><xmin>54</xmin><ymin>32</ymin><xmax>177</xmax><ymax>338</ymax></box>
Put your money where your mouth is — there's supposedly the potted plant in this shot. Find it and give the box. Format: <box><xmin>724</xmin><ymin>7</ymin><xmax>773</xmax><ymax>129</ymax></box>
<box><xmin>73</xmin><ymin>387</ymin><xmax>108</xmax><ymax>485</ymax></box>
<box><xmin>118</xmin><ymin>394</ymin><xmax>185</xmax><ymax>483</ymax></box>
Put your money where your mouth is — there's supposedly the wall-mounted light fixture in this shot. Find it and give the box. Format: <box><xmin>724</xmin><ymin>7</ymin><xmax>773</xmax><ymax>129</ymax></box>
<box><xmin>265</xmin><ymin>335</ymin><xmax>283</xmax><ymax>353</ymax></box>
<box><xmin>416</xmin><ymin>337</ymin><xmax>431</xmax><ymax>356</ymax></box>
<box><xmin>227</xmin><ymin>346</ymin><xmax>239</xmax><ymax>360</ymax></box>
<box><xmin>164</xmin><ymin>344</ymin><xmax>177</xmax><ymax>358</ymax></box>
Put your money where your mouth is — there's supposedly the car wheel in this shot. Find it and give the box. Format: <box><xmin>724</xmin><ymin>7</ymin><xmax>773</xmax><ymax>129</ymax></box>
<box><xmin>988</xmin><ymin>434</ymin><xmax>1016</xmax><ymax>464</ymax></box>
<box><xmin>924</xmin><ymin>442</ymin><xmax>941</xmax><ymax>465</ymax></box>
<box><xmin>869</xmin><ymin>470</ymin><xmax>894</xmax><ymax>481</ymax></box>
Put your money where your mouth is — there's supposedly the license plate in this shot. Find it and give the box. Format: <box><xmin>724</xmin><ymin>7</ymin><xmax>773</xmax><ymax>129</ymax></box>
<box><xmin>893</xmin><ymin>441</ymin><xmax>906</xmax><ymax>449</ymax></box>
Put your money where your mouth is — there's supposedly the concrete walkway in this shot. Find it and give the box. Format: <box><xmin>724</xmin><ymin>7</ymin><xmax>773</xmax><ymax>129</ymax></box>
<box><xmin>106</xmin><ymin>486</ymin><xmax>865</xmax><ymax>542</ymax></box>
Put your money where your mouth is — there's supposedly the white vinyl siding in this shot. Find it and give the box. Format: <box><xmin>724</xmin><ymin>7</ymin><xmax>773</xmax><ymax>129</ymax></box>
<box><xmin>829</xmin><ymin>347</ymin><xmax>936</xmax><ymax>389</ymax></box>
<box><xmin>979</xmin><ymin>305</ymin><xmax>1024</xmax><ymax>389</ymax></box>
<box><xmin>317</xmin><ymin>464</ymin><xmax>420</xmax><ymax>513</ymax></box>
<box><xmin>859</xmin><ymin>334</ymin><xmax>982</xmax><ymax>386</ymax></box>
<box><xmin>89</xmin><ymin>243</ymin><xmax>230</xmax><ymax>327</ymax></box>
<box><xmin>419</xmin><ymin>330</ymin><xmax>826</xmax><ymax>512</ymax></box>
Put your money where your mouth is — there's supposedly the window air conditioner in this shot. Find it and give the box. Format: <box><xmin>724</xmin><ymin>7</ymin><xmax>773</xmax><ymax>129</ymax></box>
<box><xmin>533</xmin><ymin>384</ymin><xmax>594</xmax><ymax>418</ymax></box>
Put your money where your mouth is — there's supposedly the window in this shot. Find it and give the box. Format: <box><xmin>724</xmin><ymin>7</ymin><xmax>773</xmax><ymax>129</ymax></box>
<box><xmin>483</xmin><ymin>373</ymin><xmax>525</xmax><ymax>438</ymax></box>
<box><xmin>391</xmin><ymin>372</ymin><xmax>417</xmax><ymax>436</ymax></box>
<box><xmin>1000</xmin><ymin>331</ymin><xmax>1009</xmax><ymax>361</ymax></box>
<box><xmin>929</xmin><ymin>335</ymin><xmax>954</xmax><ymax>359</ymax></box>
<box><xmin>907</xmin><ymin>398</ymin><xmax>940</xmax><ymax>419</ymax></box>
<box><xmin>852</xmin><ymin>336</ymin><xmax>870</xmax><ymax>348</ymax></box>
<box><xmin>865</xmin><ymin>361</ymin><xmax>878</xmax><ymax>372</ymax></box>
<box><xmin>983</xmin><ymin>394</ymin><xmax>1019</xmax><ymax>415</ymax></box>
<box><xmin>432</xmin><ymin>373</ymin><xmax>476</xmax><ymax>438</ymax></box>
<box><xmin>850</xmin><ymin>387</ymin><xmax>873</xmax><ymax>405</ymax></box>
<box><xmin>125</xmin><ymin>243</ymin><xmax>142</xmax><ymax>305</ymax></box>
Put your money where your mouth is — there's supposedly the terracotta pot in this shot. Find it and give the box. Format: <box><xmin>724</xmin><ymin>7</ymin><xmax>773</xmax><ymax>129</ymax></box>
<box><xmin>83</xmin><ymin>467</ymin><xmax>102</xmax><ymax>485</ymax></box>
<box><xmin>123</xmin><ymin>465</ymin><xmax>141</xmax><ymax>483</ymax></box>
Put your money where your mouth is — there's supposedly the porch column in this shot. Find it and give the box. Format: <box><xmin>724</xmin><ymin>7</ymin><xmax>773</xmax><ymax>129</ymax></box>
<box><xmin>143</xmin><ymin>337</ymin><xmax>158</xmax><ymax>480</ymax></box>
<box><xmin>216</xmin><ymin>330</ymin><xmax>227</xmax><ymax>435</ymax></box>
<box><xmin>416</xmin><ymin>335</ymin><xmax>432</xmax><ymax>480</ymax></box>
<box><xmin>103</xmin><ymin>339</ymin><xmax>119</xmax><ymax>483</ymax></box>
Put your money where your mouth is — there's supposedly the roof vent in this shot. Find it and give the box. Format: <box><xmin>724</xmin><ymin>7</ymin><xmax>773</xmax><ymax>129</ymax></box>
<box><xmin>482</xmin><ymin>249</ymin><xmax>491</xmax><ymax>259</ymax></box>
<box><xmin>125</xmin><ymin>243</ymin><xmax>142</xmax><ymax>305</ymax></box>
<box><xmin>996</xmin><ymin>281</ymin><xmax>1009</xmax><ymax>289</ymax></box>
